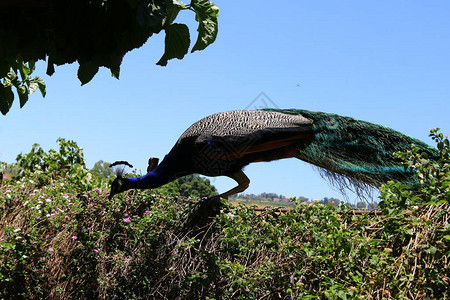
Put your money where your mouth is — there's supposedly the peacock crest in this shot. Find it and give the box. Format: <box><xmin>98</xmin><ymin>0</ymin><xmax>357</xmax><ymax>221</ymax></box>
<box><xmin>109</xmin><ymin>161</ymin><xmax>133</xmax><ymax>177</ymax></box>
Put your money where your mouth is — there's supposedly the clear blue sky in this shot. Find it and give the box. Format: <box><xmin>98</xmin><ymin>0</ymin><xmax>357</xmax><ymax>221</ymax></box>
<box><xmin>1</xmin><ymin>1</ymin><xmax>449</xmax><ymax>203</ymax></box>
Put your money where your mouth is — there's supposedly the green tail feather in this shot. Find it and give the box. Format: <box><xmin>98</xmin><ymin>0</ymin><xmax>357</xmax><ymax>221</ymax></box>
<box><xmin>262</xmin><ymin>108</ymin><xmax>438</xmax><ymax>193</ymax></box>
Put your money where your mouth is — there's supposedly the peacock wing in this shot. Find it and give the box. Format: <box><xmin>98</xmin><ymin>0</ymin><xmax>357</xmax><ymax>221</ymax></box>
<box><xmin>193</xmin><ymin>126</ymin><xmax>313</xmax><ymax>160</ymax></box>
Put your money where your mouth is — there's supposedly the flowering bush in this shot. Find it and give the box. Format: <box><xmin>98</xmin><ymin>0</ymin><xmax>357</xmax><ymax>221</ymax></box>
<box><xmin>0</xmin><ymin>131</ymin><xmax>448</xmax><ymax>299</ymax></box>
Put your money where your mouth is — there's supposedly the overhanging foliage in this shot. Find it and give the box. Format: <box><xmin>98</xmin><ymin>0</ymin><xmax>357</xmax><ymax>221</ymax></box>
<box><xmin>0</xmin><ymin>0</ymin><xmax>219</xmax><ymax>115</ymax></box>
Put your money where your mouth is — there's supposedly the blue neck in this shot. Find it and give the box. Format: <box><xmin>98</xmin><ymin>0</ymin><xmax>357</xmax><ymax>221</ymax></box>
<box><xmin>127</xmin><ymin>169</ymin><xmax>173</xmax><ymax>190</ymax></box>
<box><xmin>126</xmin><ymin>150</ymin><xmax>189</xmax><ymax>190</ymax></box>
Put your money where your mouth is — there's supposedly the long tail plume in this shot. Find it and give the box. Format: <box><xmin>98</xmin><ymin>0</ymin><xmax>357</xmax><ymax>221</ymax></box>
<box><xmin>263</xmin><ymin>108</ymin><xmax>438</xmax><ymax>196</ymax></box>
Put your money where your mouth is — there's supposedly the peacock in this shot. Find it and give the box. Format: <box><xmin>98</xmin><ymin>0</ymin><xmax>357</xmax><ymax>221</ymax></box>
<box><xmin>108</xmin><ymin>108</ymin><xmax>438</xmax><ymax>200</ymax></box>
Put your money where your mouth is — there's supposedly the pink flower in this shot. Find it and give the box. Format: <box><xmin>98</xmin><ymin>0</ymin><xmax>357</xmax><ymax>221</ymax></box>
<box><xmin>72</xmin><ymin>236</ymin><xmax>78</xmax><ymax>241</ymax></box>
<box><xmin>48</xmin><ymin>248</ymin><xmax>53</xmax><ymax>252</ymax></box>
<box><xmin>123</xmin><ymin>217</ymin><xmax>131</xmax><ymax>223</ymax></box>
<box><xmin>144</xmin><ymin>210</ymin><xmax>151</xmax><ymax>214</ymax></box>
<box><xmin>93</xmin><ymin>249</ymin><xmax>100</xmax><ymax>254</ymax></box>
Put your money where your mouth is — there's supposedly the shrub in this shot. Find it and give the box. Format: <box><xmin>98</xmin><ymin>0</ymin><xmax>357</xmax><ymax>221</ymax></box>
<box><xmin>0</xmin><ymin>130</ymin><xmax>448</xmax><ymax>299</ymax></box>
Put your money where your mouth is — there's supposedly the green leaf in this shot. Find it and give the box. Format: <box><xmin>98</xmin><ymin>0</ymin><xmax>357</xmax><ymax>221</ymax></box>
<box><xmin>19</xmin><ymin>61</ymin><xmax>31</xmax><ymax>79</ymax></box>
<box><xmin>137</xmin><ymin>0</ymin><xmax>167</xmax><ymax>29</ymax></box>
<box><xmin>46</xmin><ymin>61</ymin><xmax>55</xmax><ymax>76</ymax></box>
<box><xmin>0</xmin><ymin>83</ymin><xmax>14</xmax><ymax>115</ymax></box>
<box><xmin>32</xmin><ymin>77</ymin><xmax>46</xmax><ymax>97</ymax></box>
<box><xmin>424</xmin><ymin>246</ymin><xmax>437</xmax><ymax>255</ymax></box>
<box><xmin>28</xmin><ymin>81</ymin><xmax>38</xmax><ymax>95</ymax></box>
<box><xmin>28</xmin><ymin>61</ymin><xmax>36</xmax><ymax>73</ymax></box>
<box><xmin>28</xmin><ymin>76</ymin><xmax>44</xmax><ymax>95</ymax></box>
<box><xmin>77</xmin><ymin>62</ymin><xmax>100</xmax><ymax>85</ymax></box>
<box><xmin>191</xmin><ymin>0</ymin><xmax>218</xmax><ymax>52</ymax></box>
<box><xmin>157</xmin><ymin>23</ymin><xmax>190</xmax><ymax>66</ymax></box>
<box><xmin>17</xmin><ymin>84</ymin><xmax>29</xmax><ymax>108</ymax></box>
<box><xmin>164</xmin><ymin>0</ymin><xmax>186</xmax><ymax>26</ymax></box>
<box><xmin>6</xmin><ymin>69</ymin><xmax>18</xmax><ymax>83</ymax></box>
<box><xmin>3</xmin><ymin>77</ymin><xmax>12</xmax><ymax>87</ymax></box>
<box><xmin>110</xmin><ymin>66</ymin><xmax>120</xmax><ymax>80</ymax></box>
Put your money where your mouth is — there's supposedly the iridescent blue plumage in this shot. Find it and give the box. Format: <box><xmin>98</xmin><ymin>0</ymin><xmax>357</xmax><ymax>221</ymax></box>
<box><xmin>263</xmin><ymin>108</ymin><xmax>437</xmax><ymax>192</ymax></box>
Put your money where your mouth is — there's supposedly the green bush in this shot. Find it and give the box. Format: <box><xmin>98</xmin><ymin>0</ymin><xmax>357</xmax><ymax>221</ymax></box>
<box><xmin>0</xmin><ymin>131</ymin><xmax>448</xmax><ymax>299</ymax></box>
<box><xmin>153</xmin><ymin>174</ymin><xmax>217</xmax><ymax>198</ymax></box>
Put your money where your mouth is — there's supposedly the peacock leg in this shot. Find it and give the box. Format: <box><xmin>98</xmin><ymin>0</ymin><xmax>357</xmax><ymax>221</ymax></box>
<box><xmin>217</xmin><ymin>169</ymin><xmax>250</xmax><ymax>199</ymax></box>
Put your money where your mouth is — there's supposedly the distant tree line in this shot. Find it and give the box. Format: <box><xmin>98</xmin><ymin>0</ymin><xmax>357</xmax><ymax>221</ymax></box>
<box><xmin>230</xmin><ymin>193</ymin><xmax>379</xmax><ymax>209</ymax></box>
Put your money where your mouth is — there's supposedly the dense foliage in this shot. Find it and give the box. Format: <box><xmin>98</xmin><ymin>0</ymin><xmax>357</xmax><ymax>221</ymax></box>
<box><xmin>0</xmin><ymin>0</ymin><xmax>219</xmax><ymax>114</ymax></box>
<box><xmin>153</xmin><ymin>174</ymin><xmax>217</xmax><ymax>198</ymax></box>
<box><xmin>0</xmin><ymin>131</ymin><xmax>448</xmax><ymax>299</ymax></box>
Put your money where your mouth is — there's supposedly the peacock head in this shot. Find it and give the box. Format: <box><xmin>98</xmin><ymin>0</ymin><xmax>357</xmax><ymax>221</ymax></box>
<box><xmin>109</xmin><ymin>176</ymin><xmax>127</xmax><ymax>200</ymax></box>
<box><xmin>108</xmin><ymin>161</ymin><xmax>133</xmax><ymax>200</ymax></box>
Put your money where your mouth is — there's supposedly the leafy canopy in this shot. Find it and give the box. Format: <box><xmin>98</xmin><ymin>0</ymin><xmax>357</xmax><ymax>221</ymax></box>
<box><xmin>0</xmin><ymin>0</ymin><xmax>219</xmax><ymax>115</ymax></box>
